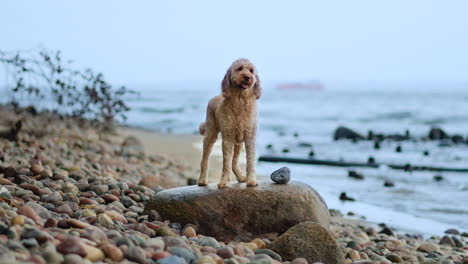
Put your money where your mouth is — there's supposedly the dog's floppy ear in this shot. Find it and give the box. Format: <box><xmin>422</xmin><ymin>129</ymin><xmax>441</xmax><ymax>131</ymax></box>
<box><xmin>253</xmin><ymin>73</ymin><xmax>262</xmax><ymax>100</ymax></box>
<box><xmin>221</xmin><ymin>68</ymin><xmax>232</xmax><ymax>97</ymax></box>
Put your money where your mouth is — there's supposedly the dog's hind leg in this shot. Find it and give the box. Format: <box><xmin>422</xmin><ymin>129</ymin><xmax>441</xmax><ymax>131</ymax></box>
<box><xmin>198</xmin><ymin>132</ymin><xmax>217</xmax><ymax>186</ymax></box>
<box><xmin>218</xmin><ymin>139</ymin><xmax>234</xmax><ymax>188</ymax></box>
<box><xmin>232</xmin><ymin>143</ymin><xmax>246</xmax><ymax>183</ymax></box>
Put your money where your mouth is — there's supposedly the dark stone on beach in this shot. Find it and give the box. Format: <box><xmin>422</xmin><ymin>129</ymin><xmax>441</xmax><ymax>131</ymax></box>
<box><xmin>429</xmin><ymin>127</ymin><xmax>449</xmax><ymax>140</ymax></box>
<box><xmin>386</xmin><ymin>253</ymin><xmax>403</xmax><ymax>263</ymax></box>
<box><xmin>271</xmin><ymin>167</ymin><xmax>290</xmax><ymax>184</ymax></box>
<box><xmin>298</xmin><ymin>142</ymin><xmax>312</xmax><ymax>147</ymax></box>
<box><xmin>268</xmin><ymin>222</ymin><xmax>345</xmax><ymax>264</ymax></box>
<box><xmin>144</xmin><ymin>181</ymin><xmax>330</xmax><ymax>241</ymax></box>
<box><xmin>308</xmin><ymin>151</ymin><xmax>315</xmax><ymax>157</ymax></box>
<box><xmin>346</xmin><ymin>241</ymin><xmax>358</xmax><ymax>249</ymax></box>
<box><xmin>452</xmin><ymin>236</ymin><xmax>463</xmax><ymax>247</ymax></box>
<box><xmin>461</xmin><ymin>232</ymin><xmax>468</xmax><ymax>237</ymax></box>
<box><xmin>339</xmin><ymin>192</ymin><xmax>355</xmax><ymax>202</ymax></box>
<box><xmin>403</xmin><ymin>164</ymin><xmax>412</xmax><ymax>172</ymax></box>
<box><xmin>445</xmin><ymin>228</ymin><xmax>460</xmax><ymax>235</ymax></box>
<box><xmin>395</xmin><ymin>145</ymin><xmax>402</xmax><ymax>153</ymax></box>
<box><xmin>125</xmin><ymin>245</ymin><xmax>147</xmax><ymax>264</ymax></box>
<box><xmin>368</xmin><ymin>130</ymin><xmax>374</xmax><ymax>140</ymax></box>
<box><xmin>452</xmin><ymin>135</ymin><xmax>464</xmax><ymax>144</ymax></box>
<box><xmin>423</xmin><ymin>150</ymin><xmax>430</xmax><ymax>156</ymax></box>
<box><xmin>186</xmin><ymin>178</ymin><xmax>197</xmax><ymax>186</ymax></box>
<box><xmin>384</xmin><ymin>181</ymin><xmax>395</xmax><ymax>187</ymax></box>
<box><xmin>368</xmin><ymin>156</ymin><xmax>375</xmax><ymax>164</ymax></box>
<box><xmin>439</xmin><ymin>236</ymin><xmax>456</xmax><ymax>247</ymax></box>
<box><xmin>334</xmin><ymin>126</ymin><xmax>365</xmax><ymax>141</ymax></box>
<box><xmin>373</xmin><ymin>141</ymin><xmax>381</xmax><ymax>150</ymax></box>
<box><xmin>266</xmin><ymin>144</ymin><xmax>273</xmax><ymax>149</ymax></box>
<box><xmin>433</xmin><ymin>175</ymin><xmax>444</xmax><ymax>182</ymax></box>
<box><xmin>379</xmin><ymin>227</ymin><xmax>395</xmax><ymax>236</ymax></box>
<box><xmin>293</xmin><ymin>132</ymin><xmax>299</xmax><ymax>138</ymax></box>
<box><xmin>282</xmin><ymin>148</ymin><xmax>290</xmax><ymax>153</ymax></box>
<box><xmin>348</xmin><ymin>170</ymin><xmax>364</xmax><ymax>180</ymax></box>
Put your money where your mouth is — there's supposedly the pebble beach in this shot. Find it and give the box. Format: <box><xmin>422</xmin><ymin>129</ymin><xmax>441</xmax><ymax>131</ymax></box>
<box><xmin>0</xmin><ymin>106</ymin><xmax>467</xmax><ymax>264</ymax></box>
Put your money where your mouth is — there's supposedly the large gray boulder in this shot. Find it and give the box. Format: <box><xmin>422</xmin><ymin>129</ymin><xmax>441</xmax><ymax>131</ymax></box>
<box><xmin>144</xmin><ymin>180</ymin><xmax>330</xmax><ymax>241</ymax></box>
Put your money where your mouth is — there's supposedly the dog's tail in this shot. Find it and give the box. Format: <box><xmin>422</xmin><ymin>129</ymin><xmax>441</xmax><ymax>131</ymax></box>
<box><xmin>199</xmin><ymin>122</ymin><xmax>206</xmax><ymax>136</ymax></box>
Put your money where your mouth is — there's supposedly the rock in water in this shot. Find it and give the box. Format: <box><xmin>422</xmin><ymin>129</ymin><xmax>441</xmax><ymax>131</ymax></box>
<box><xmin>271</xmin><ymin>167</ymin><xmax>291</xmax><ymax>184</ymax></box>
<box><xmin>333</xmin><ymin>126</ymin><xmax>365</xmax><ymax>141</ymax></box>
<box><xmin>268</xmin><ymin>222</ymin><xmax>345</xmax><ymax>264</ymax></box>
<box><xmin>144</xmin><ymin>181</ymin><xmax>330</xmax><ymax>241</ymax></box>
<box><xmin>428</xmin><ymin>127</ymin><xmax>448</xmax><ymax>140</ymax></box>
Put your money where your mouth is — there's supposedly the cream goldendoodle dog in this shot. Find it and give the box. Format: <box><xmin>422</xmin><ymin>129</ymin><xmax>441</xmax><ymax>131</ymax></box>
<box><xmin>198</xmin><ymin>59</ymin><xmax>261</xmax><ymax>188</ymax></box>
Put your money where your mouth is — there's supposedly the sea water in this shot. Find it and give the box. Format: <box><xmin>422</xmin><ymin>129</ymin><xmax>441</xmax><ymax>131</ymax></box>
<box><xmin>125</xmin><ymin>80</ymin><xmax>468</xmax><ymax>235</ymax></box>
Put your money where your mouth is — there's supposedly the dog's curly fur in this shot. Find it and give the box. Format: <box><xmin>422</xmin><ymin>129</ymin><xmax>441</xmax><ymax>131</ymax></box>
<box><xmin>198</xmin><ymin>58</ymin><xmax>261</xmax><ymax>188</ymax></box>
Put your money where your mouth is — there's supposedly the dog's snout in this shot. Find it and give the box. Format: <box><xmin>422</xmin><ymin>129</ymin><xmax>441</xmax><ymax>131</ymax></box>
<box><xmin>244</xmin><ymin>76</ymin><xmax>251</xmax><ymax>81</ymax></box>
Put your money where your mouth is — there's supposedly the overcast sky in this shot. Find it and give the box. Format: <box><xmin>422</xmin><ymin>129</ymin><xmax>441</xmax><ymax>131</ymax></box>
<box><xmin>1</xmin><ymin>1</ymin><xmax>467</xmax><ymax>85</ymax></box>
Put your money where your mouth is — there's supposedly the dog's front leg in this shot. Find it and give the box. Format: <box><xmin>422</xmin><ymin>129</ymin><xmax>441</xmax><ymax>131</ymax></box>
<box><xmin>218</xmin><ymin>138</ymin><xmax>234</xmax><ymax>188</ymax></box>
<box><xmin>245</xmin><ymin>136</ymin><xmax>257</xmax><ymax>187</ymax></box>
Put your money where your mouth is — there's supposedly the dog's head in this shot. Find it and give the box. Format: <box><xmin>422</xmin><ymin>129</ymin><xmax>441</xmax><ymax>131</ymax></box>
<box><xmin>222</xmin><ymin>58</ymin><xmax>261</xmax><ymax>99</ymax></box>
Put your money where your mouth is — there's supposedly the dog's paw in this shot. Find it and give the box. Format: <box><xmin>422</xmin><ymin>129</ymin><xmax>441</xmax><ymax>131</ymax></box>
<box><xmin>237</xmin><ymin>177</ymin><xmax>246</xmax><ymax>183</ymax></box>
<box><xmin>246</xmin><ymin>180</ymin><xmax>258</xmax><ymax>187</ymax></box>
<box><xmin>198</xmin><ymin>180</ymin><xmax>208</xmax><ymax>186</ymax></box>
<box><xmin>217</xmin><ymin>182</ymin><xmax>229</xmax><ymax>189</ymax></box>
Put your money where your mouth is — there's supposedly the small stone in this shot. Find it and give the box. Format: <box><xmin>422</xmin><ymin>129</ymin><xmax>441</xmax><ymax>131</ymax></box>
<box><xmin>217</xmin><ymin>247</ymin><xmax>235</xmax><ymax>259</ymax></box>
<box><xmin>17</xmin><ymin>205</ymin><xmax>42</xmax><ymax>225</ymax></box>
<box><xmin>44</xmin><ymin>218</ymin><xmax>58</xmax><ymax>228</ymax></box>
<box><xmin>31</xmin><ymin>163</ymin><xmax>44</xmax><ymax>174</ymax></box>
<box><xmin>55</xmin><ymin>204</ymin><xmax>73</xmax><ymax>216</ymax></box>
<box><xmin>101</xmin><ymin>194</ymin><xmax>119</xmax><ymax>203</ymax></box>
<box><xmin>63</xmin><ymin>254</ymin><xmax>85</xmax><ymax>264</ymax></box>
<box><xmin>26</xmin><ymin>201</ymin><xmax>51</xmax><ymax>219</ymax></box>
<box><xmin>445</xmin><ymin>228</ymin><xmax>460</xmax><ymax>235</ymax></box>
<box><xmin>91</xmin><ymin>184</ymin><xmax>108</xmax><ymax>195</ymax></box>
<box><xmin>183</xmin><ymin>226</ymin><xmax>197</xmax><ymax>238</ymax></box>
<box><xmin>146</xmin><ymin>237</ymin><xmax>165</xmax><ymax>250</ymax></box>
<box><xmin>383</xmin><ymin>181</ymin><xmax>395</xmax><ymax>187</ymax></box>
<box><xmin>291</xmin><ymin>258</ymin><xmax>308</xmax><ymax>264</ymax></box>
<box><xmin>68</xmin><ymin>219</ymin><xmax>91</xmax><ymax>229</ymax></box>
<box><xmin>417</xmin><ymin>243</ymin><xmax>439</xmax><ymax>253</ymax></box>
<box><xmin>156</xmin><ymin>256</ymin><xmax>187</xmax><ymax>264</ymax></box>
<box><xmin>85</xmin><ymin>245</ymin><xmax>105</xmax><ymax>262</ymax></box>
<box><xmin>195</xmin><ymin>255</ymin><xmax>216</xmax><ymax>264</ymax></box>
<box><xmin>198</xmin><ymin>237</ymin><xmax>222</xmax><ymax>249</ymax></box>
<box><xmin>153</xmin><ymin>251</ymin><xmax>172</xmax><ymax>261</ymax></box>
<box><xmin>156</xmin><ymin>226</ymin><xmax>180</xmax><ymax>237</ymax></box>
<box><xmin>386</xmin><ymin>253</ymin><xmax>403</xmax><ymax>263</ymax></box>
<box><xmin>100</xmin><ymin>242</ymin><xmax>124</xmax><ymax>262</ymax></box>
<box><xmin>169</xmin><ymin>247</ymin><xmax>197</xmax><ymax>263</ymax></box>
<box><xmin>251</xmin><ymin>238</ymin><xmax>266</xmax><ymax>249</ymax></box>
<box><xmin>347</xmin><ymin>250</ymin><xmax>360</xmax><ymax>260</ymax></box>
<box><xmin>271</xmin><ymin>167</ymin><xmax>291</xmax><ymax>184</ymax></box>
<box><xmin>243</xmin><ymin>242</ymin><xmax>258</xmax><ymax>251</ymax></box>
<box><xmin>452</xmin><ymin>236</ymin><xmax>463</xmax><ymax>247</ymax></box>
<box><xmin>125</xmin><ymin>245</ymin><xmax>147</xmax><ymax>263</ymax></box>
<box><xmin>105</xmin><ymin>210</ymin><xmax>127</xmax><ymax>224</ymax></box>
<box><xmin>57</xmin><ymin>237</ymin><xmax>87</xmax><ymax>257</ymax></box>
<box><xmin>42</xmin><ymin>192</ymin><xmax>63</xmax><ymax>206</ymax></box>
<box><xmin>255</xmin><ymin>249</ymin><xmax>282</xmax><ymax>262</ymax></box>
<box><xmin>11</xmin><ymin>215</ymin><xmax>25</xmax><ymax>226</ymax></box>
<box><xmin>379</xmin><ymin>227</ymin><xmax>395</xmax><ymax>236</ymax></box>
<box><xmin>439</xmin><ymin>236</ymin><xmax>456</xmax><ymax>247</ymax></box>
<box><xmin>348</xmin><ymin>170</ymin><xmax>364</xmax><ymax>180</ymax></box>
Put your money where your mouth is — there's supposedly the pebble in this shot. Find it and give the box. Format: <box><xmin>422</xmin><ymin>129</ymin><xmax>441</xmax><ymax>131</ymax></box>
<box><xmin>255</xmin><ymin>249</ymin><xmax>282</xmax><ymax>262</ymax></box>
<box><xmin>291</xmin><ymin>258</ymin><xmax>308</xmax><ymax>264</ymax></box>
<box><xmin>440</xmin><ymin>236</ymin><xmax>456</xmax><ymax>247</ymax></box>
<box><xmin>101</xmin><ymin>242</ymin><xmax>124</xmax><ymax>262</ymax></box>
<box><xmin>445</xmin><ymin>228</ymin><xmax>460</xmax><ymax>235</ymax></box>
<box><xmin>195</xmin><ymin>255</ymin><xmax>217</xmax><ymax>264</ymax></box>
<box><xmin>157</xmin><ymin>256</ymin><xmax>188</xmax><ymax>264</ymax></box>
<box><xmin>56</xmin><ymin>237</ymin><xmax>87</xmax><ymax>257</ymax></box>
<box><xmin>170</xmin><ymin>247</ymin><xmax>198</xmax><ymax>263</ymax></box>
<box><xmin>270</xmin><ymin>167</ymin><xmax>291</xmax><ymax>184</ymax></box>
<box><xmin>417</xmin><ymin>243</ymin><xmax>439</xmax><ymax>253</ymax></box>
<box><xmin>17</xmin><ymin>205</ymin><xmax>42</xmax><ymax>225</ymax></box>
<box><xmin>63</xmin><ymin>254</ymin><xmax>85</xmax><ymax>264</ymax></box>
<box><xmin>386</xmin><ymin>253</ymin><xmax>403</xmax><ymax>263</ymax></box>
<box><xmin>11</xmin><ymin>215</ymin><xmax>25</xmax><ymax>226</ymax></box>
<box><xmin>183</xmin><ymin>226</ymin><xmax>197</xmax><ymax>238</ymax></box>
<box><xmin>251</xmin><ymin>238</ymin><xmax>266</xmax><ymax>249</ymax></box>
<box><xmin>125</xmin><ymin>245</ymin><xmax>147</xmax><ymax>263</ymax></box>
<box><xmin>153</xmin><ymin>251</ymin><xmax>172</xmax><ymax>261</ymax></box>
<box><xmin>217</xmin><ymin>247</ymin><xmax>235</xmax><ymax>259</ymax></box>
<box><xmin>84</xmin><ymin>245</ymin><xmax>105</xmax><ymax>262</ymax></box>
<box><xmin>55</xmin><ymin>204</ymin><xmax>73</xmax><ymax>216</ymax></box>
